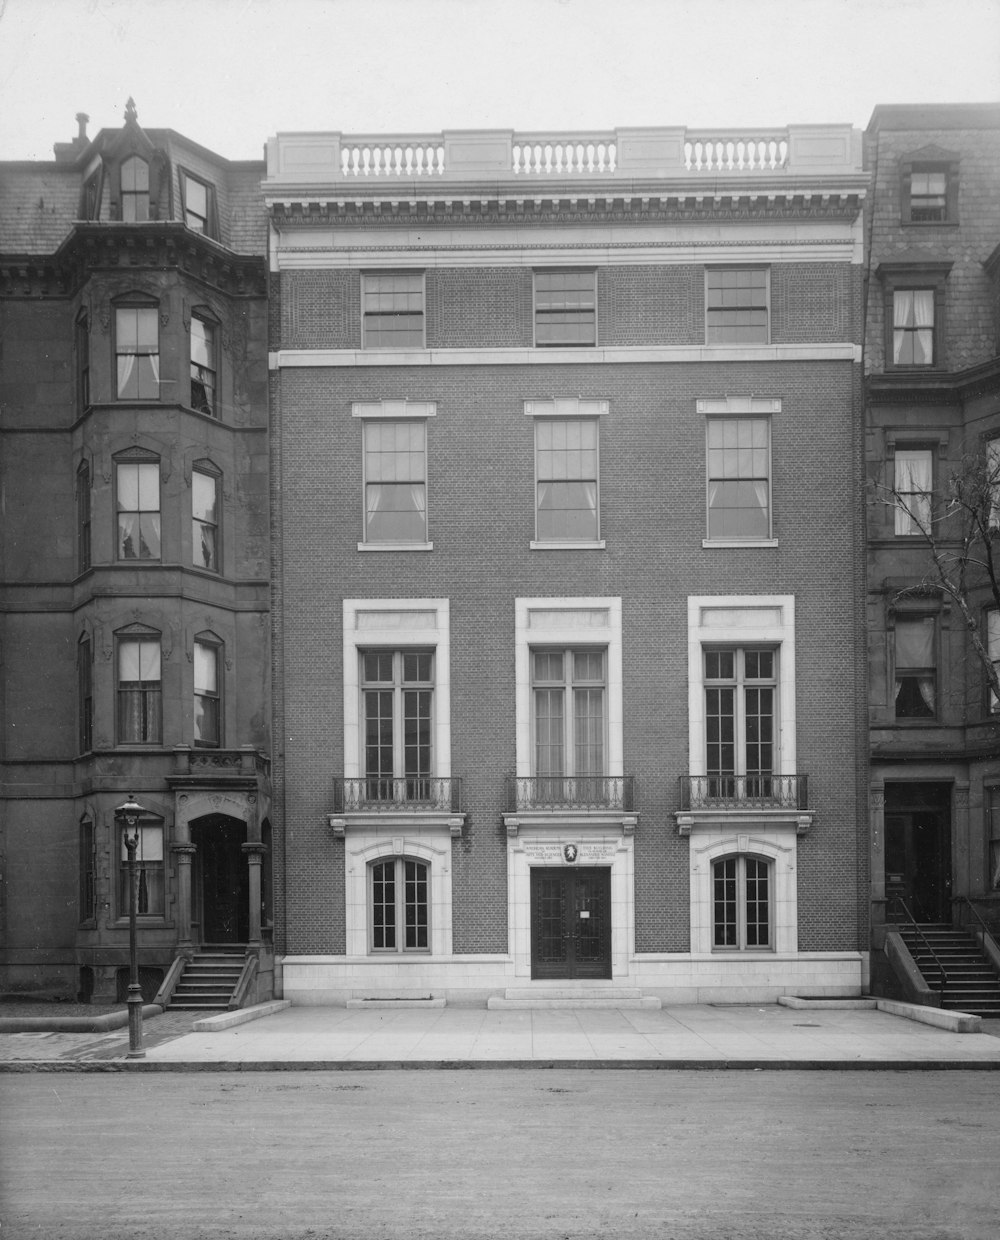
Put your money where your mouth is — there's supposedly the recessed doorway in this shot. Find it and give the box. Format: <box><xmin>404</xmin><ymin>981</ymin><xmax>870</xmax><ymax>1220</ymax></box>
<box><xmin>191</xmin><ymin>814</ymin><xmax>248</xmax><ymax>943</ymax></box>
<box><xmin>530</xmin><ymin>866</ymin><xmax>612</xmax><ymax>980</ymax></box>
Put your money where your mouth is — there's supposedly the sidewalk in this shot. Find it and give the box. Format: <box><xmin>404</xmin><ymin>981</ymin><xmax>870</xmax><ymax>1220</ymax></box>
<box><xmin>3</xmin><ymin>1000</ymin><xmax>1000</xmax><ymax>1070</ymax></box>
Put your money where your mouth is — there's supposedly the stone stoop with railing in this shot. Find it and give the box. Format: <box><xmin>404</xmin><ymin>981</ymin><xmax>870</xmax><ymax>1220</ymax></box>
<box><xmin>898</xmin><ymin>924</ymin><xmax>1000</xmax><ymax>1018</ymax></box>
<box><xmin>488</xmin><ymin>986</ymin><xmax>662</xmax><ymax>1011</ymax></box>
<box><xmin>166</xmin><ymin>947</ymin><xmax>249</xmax><ymax>1011</ymax></box>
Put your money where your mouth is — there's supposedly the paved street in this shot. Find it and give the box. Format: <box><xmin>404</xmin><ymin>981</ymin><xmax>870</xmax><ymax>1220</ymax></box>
<box><xmin>2</xmin><ymin>1069</ymin><xmax>998</xmax><ymax>1240</ymax></box>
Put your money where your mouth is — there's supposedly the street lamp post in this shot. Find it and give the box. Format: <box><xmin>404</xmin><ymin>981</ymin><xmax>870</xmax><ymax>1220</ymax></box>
<box><xmin>116</xmin><ymin>794</ymin><xmax>146</xmax><ymax>1059</ymax></box>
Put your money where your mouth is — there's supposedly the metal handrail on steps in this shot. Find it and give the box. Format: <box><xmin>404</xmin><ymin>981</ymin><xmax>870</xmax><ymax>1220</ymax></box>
<box><xmin>953</xmin><ymin>895</ymin><xmax>1000</xmax><ymax>974</ymax></box>
<box><xmin>889</xmin><ymin>896</ymin><xmax>951</xmax><ymax>1003</ymax></box>
<box><xmin>953</xmin><ymin>894</ymin><xmax>996</xmax><ymax>942</ymax></box>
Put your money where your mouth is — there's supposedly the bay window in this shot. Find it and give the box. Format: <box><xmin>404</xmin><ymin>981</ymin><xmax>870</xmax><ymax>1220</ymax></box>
<box><xmin>894</xmin><ymin>616</ymin><xmax>936</xmax><ymax>719</ymax></box>
<box><xmin>117</xmin><ymin>634</ymin><xmax>162</xmax><ymax>744</ymax></box>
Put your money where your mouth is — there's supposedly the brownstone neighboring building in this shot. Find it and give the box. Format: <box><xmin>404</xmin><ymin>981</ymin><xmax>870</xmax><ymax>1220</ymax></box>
<box><xmin>0</xmin><ymin>105</ymin><xmax>273</xmax><ymax>1004</ymax></box>
<box><xmin>863</xmin><ymin>104</ymin><xmax>1000</xmax><ymax>1012</ymax></box>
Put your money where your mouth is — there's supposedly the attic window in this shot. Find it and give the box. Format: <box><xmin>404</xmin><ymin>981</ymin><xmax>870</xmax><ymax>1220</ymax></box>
<box><xmin>901</xmin><ymin>150</ymin><xmax>959</xmax><ymax>225</ymax></box>
<box><xmin>121</xmin><ymin>156</ymin><xmax>150</xmax><ymax>222</ymax></box>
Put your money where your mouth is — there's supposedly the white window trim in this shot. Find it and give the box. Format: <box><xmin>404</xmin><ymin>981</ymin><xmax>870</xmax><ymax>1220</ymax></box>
<box><xmin>690</xmin><ymin>831</ymin><xmax>797</xmax><ymax>954</ymax></box>
<box><xmin>699</xmin><ymin>396</ymin><xmax>778</xmax><ymax>547</ymax></box>
<box><xmin>514</xmin><ymin>597</ymin><xmax>623</xmax><ymax>780</ymax></box>
<box><xmin>524</xmin><ymin>399</ymin><xmax>608</xmax><ymax>550</ymax></box>
<box><xmin>353</xmin><ymin>401</ymin><xmax>435</xmax><ymax>551</ymax></box>
<box><xmin>342</xmin><ymin>599</ymin><xmax>451</xmax><ymax>780</ymax></box>
<box><xmin>345</xmin><ymin>835</ymin><xmax>453</xmax><ymax>957</ymax></box>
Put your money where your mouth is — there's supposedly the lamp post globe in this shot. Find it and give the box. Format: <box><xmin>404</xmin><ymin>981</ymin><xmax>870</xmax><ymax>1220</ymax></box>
<box><xmin>115</xmin><ymin>794</ymin><xmax>147</xmax><ymax>1058</ymax></box>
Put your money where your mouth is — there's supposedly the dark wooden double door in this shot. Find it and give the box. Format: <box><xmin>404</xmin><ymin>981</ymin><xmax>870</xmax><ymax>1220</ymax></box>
<box><xmin>192</xmin><ymin>815</ymin><xmax>249</xmax><ymax>944</ymax></box>
<box><xmin>530</xmin><ymin>867</ymin><xmax>612</xmax><ymax>980</ymax></box>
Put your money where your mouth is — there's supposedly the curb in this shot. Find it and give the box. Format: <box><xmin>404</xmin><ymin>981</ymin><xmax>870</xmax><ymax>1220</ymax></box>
<box><xmin>0</xmin><ymin>1004</ymin><xmax>163</xmax><ymax>1034</ymax></box>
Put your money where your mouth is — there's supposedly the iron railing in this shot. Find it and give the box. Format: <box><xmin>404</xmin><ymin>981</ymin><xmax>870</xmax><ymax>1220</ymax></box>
<box><xmin>505</xmin><ymin>775</ymin><xmax>636</xmax><ymax>813</ymax></box>
<box><xmin>888</xmin><ymin>895</ymin><xmax>950</xmax><ymax>1001</ymax></box>
<box><xmin>332</xmin><ymin>776</ymin><xmax>463</xmax><ymax>814</ymax></box>
<box><xmin>679</xmin><ymin>774</ymin><xmax>808</xmax><ymax>811</ymax></box>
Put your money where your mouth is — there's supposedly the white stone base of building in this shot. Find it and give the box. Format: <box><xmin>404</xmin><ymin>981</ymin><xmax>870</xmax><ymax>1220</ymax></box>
<box><xmin>278</xmin><ymin>951</ymin><xmax>866</xmax><ymax>1007</ymax></box>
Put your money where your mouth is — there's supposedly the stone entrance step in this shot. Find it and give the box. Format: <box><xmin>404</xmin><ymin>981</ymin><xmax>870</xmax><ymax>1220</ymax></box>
<box><xmin>488</xmin><ymin>985</ymin><xmax>661</xmax><ymax>1010</ymax></box>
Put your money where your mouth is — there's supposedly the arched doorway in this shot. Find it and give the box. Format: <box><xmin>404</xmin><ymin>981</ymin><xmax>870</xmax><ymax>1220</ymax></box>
<box><xmin>191</xmin><ymin>814</ymin><xmax>249</xmax><ymax>943</ymax></box>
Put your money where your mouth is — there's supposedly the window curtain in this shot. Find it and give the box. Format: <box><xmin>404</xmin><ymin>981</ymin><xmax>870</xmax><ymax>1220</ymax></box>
<box><xmin>893</xmin><ymin>290</ymin><xmax>934</xmax><ymax>364</ymax></box>
<box><xmin>894</xmin><ymin>618</ymin><xmax>936</xmax><ymax>712</ymax></box>
<box><xmin>894</xmin><ymin>450</ymin><xmax>932</xmax><ymax>535</ymax></box>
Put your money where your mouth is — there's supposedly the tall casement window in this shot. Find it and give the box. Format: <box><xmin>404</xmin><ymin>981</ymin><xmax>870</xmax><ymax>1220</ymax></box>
<box><xmin>76</xmin><ymin>312</ymin><xmax>90</xmax><ymax>409</ymax></box>
<box><xmin>893</xmin><ymin>448</ymin><xmax>933</xmax><ymax>535</ymax></box>
<box><xmin>533</xmin><ymin>270</ymin><xmax>596</xmax><ymax>346</ymax></box>
<box><xmin>532</xmin><ymin>649</ymin><xmax>606</xmax><ymax>795</ymax></box>
<box><xmin>704</xmin><ymin>648</ymin><xmax>776</xmax><ymax>798</ymax></box>
<box><xmin>115</xmin><ymin>304</ymin><xmax>159</xmax><ymax>399</ymax></box>
<box><xmin>363</xmin><ymin>420</ymin><xmax>427</xmax><ymax>544</ymax></box>
<box><xmin>370</xmin><ymin>857</ymin><xmax>429</xmax><ymax>953</ymax></box>
<box><xmin>535</xmin><ymin>418</ymin><xmax>600</xmax><ymax>542</ymax></box>
<box><xmin>181</xmin><ymin>173</ymin><xmax>215</xmax><ymax>235</ymax></box>
<box><xmin>706</xmin><ymin>268</ymin><xmax>769</xmax><ymax>344</ymax></box>
<box><xmin>894</xmin><ymin>616</ymin><xmax>936</xmax><ymax>719</ymax></box>
<box><xmin>117</xmin><ymin>634</ymin><xmax>162</xmax><ymax>744</ymax></box>
<box><xmin>118</xmin><ymin>819</ymin><xmax>164</xmax><ymax>917</ymax></box>
<box><xmin>77</xmin><ymin>461</ymin><xmax>92</xmax><ymax>572</ymax></box>
<box><xmin>116</xmin><ymin>458</ymin><xmax>160</xmax><ymax>560</ymax></box>
<box><xmin>120</xmin><ymin>155</ymin><xmax>150</xmax><ymax>221</ymax></box>
<box><xmin>362</xmin><ymin>650</ymin><xmax>433</xmax><ymax>801</ymax></box>
<box><xmin>193</xmin><ymin>638</ymin><xmax>221</xmax><ymax>747</ymax></box>
<box><xmin>892</xmin><ymin>289</ymin><xmax>936</xmax><ymax>366</ymax></box>
<box><xmin>706</xmin><ymin>418</ymin><xmax>771</xmax><ymax>540</ymax></box>
<box><xmin>986</xmin><ymin>610</ymin><xmax>999</xmax><ymax>713</ymax></box>
<box><xmin>713</xmin><ymin>855</ymin><xmax>771</xmax><ymax>950</ymax></box>
<box><xmin>78</xmin><ymin>635</ymin><xmax>93</xmax><ymax>752</ymax></box>
<box><xmin>362</xmin><ymin>273</ymin><xmax>424</xmax><ymax>347</ymax></box>
<box><xmin>190</xmin><ymin>314</ymin><xmax>217</xmax><ymax>415</ymax></box>
<box><xmin>192</xmin><ymin>466</ymin><xmax>220</xmax><ymax>570</ymax></box>
<box><xmin>79</xmin><ymin>817</ymin><xmax>96</xmax><ymax>924</ymax></box>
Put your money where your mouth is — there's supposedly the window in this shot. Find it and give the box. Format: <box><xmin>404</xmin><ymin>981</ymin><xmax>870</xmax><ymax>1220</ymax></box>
<box><xmin>362</xmin><ymin>273</ymin><xmax>424</xmax><ymax>347</ymax></box>
<box><xmin>532</xmin><ymin>649</ymin><xmax>606</xmax><ymax>793</ymax></box>
<box><xmin>194</xmin><ymin>639</ymin><xmax>221</xmax><ymax>747</ymax></box>
<box><xmin>990</xmin><ymin>787</ymin><xmax>1000</xmax><ymax>890</ymax></box>
<box><xmin>987</xmin><ymin>439</ymin><xmax>1000</xmax><ymax>530</ymax></box>
<box><xmin>78</xmin><ymin>635</ymin><xmax>93</xmax><ymax>752</ymax></box>
<box><xmin>118</xmin><ymin>821</ymin><xmax>164</xmax><ymax>916</ymax></box>
<box><xmin>116</xmin><ymin>459</ymin><xmax>160</xmax><ymax>560</ymax></box>
<box><xmin>713</xmin><ymin>855</ymin><xmax>771</xmax><ymax>950</ymax></box>
<box><xmin>120</xmin><ymin>155</ymin><xmax>150</xmax><ymax>222</ymax></box>
<box><xmin>892</xmin><ymin>289</ymin><xmax>935</xmax><ymax>366</ymax></box>
<box><xmin>534</xmin><ymin>271</ymin><xmax>596</xmax><ymax>346</ymax></box>
<box><xmin>363</xmin><ymin>420</ymin><xmax>427</xmax><ymax>543</ymax></box>
<box><xmin>79</xmin><ymin>817</ymin><xmax>96</xmax><ymax>923</ymax></box>
<box><xmin>706</xmin><ymin>418</ymin><xmax>771</xmax><ymax>540</ymax></box>
<box><xmin>909</xmin><ymin>168</ymin><xmax>948</xmax><ymax>222</ymax></box>
<box><xmin>987</xmin><ymin>610</ymin><xmax>999</xmax><ymax>714</ymax></box>
<box><xmin>705</xmin><ymin>648</ymin><xmax>776</xmax><ymax>797</ymax></box>
<box><xmin>706</xmin><ymin>269</ymin><xmax>768</xmax><ymax>344</ymax></box>
<box><xmin>894</xmin><ymin>616</ymin><xmax>936</xmax><ymax>719</ymax></box>
<box><xmin>82</xmin><ymin>167</ymin><xmax>103</xmax><ymax>220</ymax></box>
<box><xmin>182</xmin><ymin>173</ymin><xmax>215</xmax><ymax>235</ymax></box>
<box><xmin>76</xmin><ymin>312</ymin><xmax>90</xmax><ymax>409</ymax></box>
<box><xmin>535</xmin><ymin>418</ymin><xmax>599</xmax><ymax>542</ymax></box>
<box><xmin>362</xmin><ymin>650</ymin><xmax>433</xmax><ymax>801</ymax></box>
<box><xmin>77</xmin><ymin>461</ymin><xmax>91</xmax><ymax>572</ymax></box>
<box><xmin>192</xmin><ymin>467</ymin><xmax>219</xmax><ymax>570</ymax></box>
<box><xmin>117</xmin><ymin>635</ymin><xmax>162</xmax><ymax>743</ymax></box>
<box><xmin>370</xmin><ymin>857</ymin><xmax>429</xmax><ymax>952</ymax></box>
<box><xmin>190</xmin><ymin>315</ymin><xmax>217</xmax><ymax>415</ymax></box>
<box><xmin>115</xmin><ymin>305</ymin><xmax>159</xmax><ymax>399</ymax></box>
<box><xmin>893</xmin><ymin>448</ymin><xmax>933</xmax><ymax>536</ymax></box>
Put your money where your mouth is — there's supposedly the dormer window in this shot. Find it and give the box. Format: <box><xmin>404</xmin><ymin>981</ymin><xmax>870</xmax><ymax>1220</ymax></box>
<box><xmin>901</xmin><ymin>149</ymin><xmax>959</xmax><ymax>225</ymax></box>
<box><xmin>181</xmin><ymin>172</ymin><xmax>217</xmax><ymax>237</ymax></box>
<box><xmin>120</xmin><ymin>155</ymin><xmax>150</xmax><ymax>222</ymax></box>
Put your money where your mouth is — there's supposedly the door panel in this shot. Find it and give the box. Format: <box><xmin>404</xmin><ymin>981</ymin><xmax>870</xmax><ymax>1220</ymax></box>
<box><xmin>530</xmin><ymin>867</ymin><xmax>611</xmax><ymax>980</ymax></box>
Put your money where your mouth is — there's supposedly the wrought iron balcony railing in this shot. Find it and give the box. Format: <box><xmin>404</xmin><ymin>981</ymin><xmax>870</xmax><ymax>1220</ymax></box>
<box><xmin>506</xmin><ymin>775</ymin><xmax>636</xmax><ymax>814</ymax></box>
<box><xmin>333</xmin><ymin>776</ymin><xmax>463</xmax><ymax>814</ymax></box>
<box><xmin>679</xmin><ymin>774</ymin><xmax>808</xmax><ymax>811</ymax></box>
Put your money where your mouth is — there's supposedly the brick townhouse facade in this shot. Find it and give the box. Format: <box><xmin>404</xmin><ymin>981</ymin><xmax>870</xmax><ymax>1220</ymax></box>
<box><xmin>862</xmin><ymin>104</ymin><xmax>1000</xmax><ymax>1006</ymax></box>
<box><xmin>265</xmin><ymin>124</ymin><xmax>870</xmax><ymax>1004</ymax></box>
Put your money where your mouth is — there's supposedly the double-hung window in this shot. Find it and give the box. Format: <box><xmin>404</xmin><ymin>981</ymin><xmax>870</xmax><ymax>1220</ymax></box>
<box><xmin>190</xmin><ymin>314</ymin><xmax>217</xmax><ymax>415</ymax></box>
<box><xmin>117</xmin><ymin>635</ymin><xmax>162</xmax><ymax>744</ymax></box>
<box><xmin>908</xmin><ymin>168</ymin><xmax>948</xmax><ymax>222</ymax></box>
<box><xmin>118</xmin><ymin>821</ymin><xmax>164</xmax><ymax>916</ymax></box>
<box><xmin>706</xmin><ymin>268</ymin><xmax>769</xmax><ymax>344</ymax></box>
<box><xmin>706</xmin><ymin>418</ymin><xmax>771</xmax><ymax>540</ymax></box>
<box><xmin>535</xmin><ymin>418</ymin><xmax>600</xmax><ymax>542</ymax></box>
<box><xmin>894</xmin><ymin>616</ymin><xmax>936</xmax><ymax>720</ymax></box>
<box><xmin>115</xmin><ymin>305</ymin><xmax>159</xmax><ymax>399</ymax></box>
<box><xmin>892</xmin><ymin>289</ymin><xmax>935</xmax><ymax>366</ymax></box>
<box><xmin>532</xmin><ymin>649</ymin><xmax>606</xmax><ymax>799</ymax></box>
<box><xmin>77</xmin><ymin>461</ymin><xmax>91</xmax><ymax>572</ymax></box>
<box><xmin>362</xmin><ymin>650</ymin><xmax>434</xmax><ymax>802</ymax></box>
<box><xmin>194</xmin><ymin>638</ymin><xmax>221</xmax><ymax>747</ymax></box>
<box><xmin>78</xmin><ymin>635</ymin><xmax>93</xmax><ymax>752</ymax></box>
<box><xmin>704</xmin><ymin>648</ymin><xmax>776</xmax><ymax>799</ymax></box>
<box><xmin>713</xmin><ymin>855</ymin><xmax>771</xmax><ymax>950</ymax></box>
<box><xmin>893</xmin><ymin>448</ymin><xmax>933</xmax><ymax>536</ymax></box>
<box><xmin>362</xmin><ymin>273</ymin><xmax>424</xmax><ymax>347</ymax></box>
<box><xmin>79</xmin><ymin>818</ymin><xmax>96</xmax><ymax>924</ymax></box>
<box><xmin>370</xmin><ymin>857</ymin><xmax>429</xmax><ymax>952</ymax></box>
<box><xmin>192</xmin><ymin>467</ymin><xmax>220</xmax><ymax>570</ymax></box>
<box><xmin>116</xmin><ymin>459</ymin><xmax>160</xmax><ymax>560</ymax></box>
<box><xmin>76</xmin><ymin>312</ymin><xmax>90</xmax><ymax>410</ymax></box>
<box><xmin>534</xmin><ymin>271</ymin><xmax>596</xmax><ymax>346</ymax></box>
<box><xmin>120</xmin><ymin>156</ymin><xmax>149</xmax><ymax>222</ymax></box>
<box><xmin>363</xmin><ymin>420</ymin><xmax>427</xmax><ymax>544</ymax></box>
<box><xmin>182</xmin><ymin>173</ymin><xmax>215</xmax><ymax>235</ymax></box>
<box><xmin>988</xmin><ymin>611</ymin><xmax>1000</xmax><ymax>714</ymax></box>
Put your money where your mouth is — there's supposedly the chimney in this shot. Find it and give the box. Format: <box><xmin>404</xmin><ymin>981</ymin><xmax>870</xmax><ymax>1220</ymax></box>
<box><xmin>53</xmin><ymin>111</ymin><xmax>91</xmax><ymax>163</ymax></box>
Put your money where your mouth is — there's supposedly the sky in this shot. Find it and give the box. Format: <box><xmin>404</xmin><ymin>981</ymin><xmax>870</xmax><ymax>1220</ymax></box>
<box><xmin>0</xmin><ymin>0</ymin><xmax>997</xmax><ymax>162</ymax></box>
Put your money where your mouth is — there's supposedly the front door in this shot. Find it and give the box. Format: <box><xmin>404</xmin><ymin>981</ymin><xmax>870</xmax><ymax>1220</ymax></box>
<box><xmin>530</xmin><ymin>866</ymin><xmax>612</xmax><ymax>980</ymax></box>
<box><xmin>192</xmin><ymin>815</ymin><xmax>249</xmax><ymax>944</ymax></box>
<box><xmin>884</xmin><ymin>783</ymin><xmax>952</xmax><ymax>923</ymax></box>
